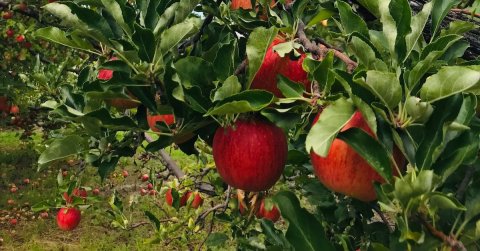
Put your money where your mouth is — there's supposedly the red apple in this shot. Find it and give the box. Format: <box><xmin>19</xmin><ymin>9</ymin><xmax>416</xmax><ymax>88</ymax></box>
<box><xmin>165</xmin><ymin>188</ymin><xmax>174</xmax><ymax>206</ymax></box>
<box><xmin>180</xmin><ymin>191</ymin><xmax>203</xmax><ymax>208</ymax></box>
<box><xmin>23</xmin><ymin>42</ymin><xmax>32</xmax><ymax>49</ymax></box>
<box><xmin>40</xmin><ymin>212</ymin><xmax>49</xmax><ymax>219</ymax></box>
<box><xmin>9</xmin><ymin>105</ymin><xmax>19</xmax><ymax>114</ymax></box>
<box><xmin>2</xmin><ymin>11</ymin><xmax>13</xmax><ymax>19</ymax></box>
<box><xmin>6</xmin><ymin>29</ymin><xmax>14</xmax><ymax>38</ymax></box>
<box><xmin>149</xmin><ymin>190</ymin><xmax>157</xmax><ymax>196</ymax></box>
<box><xmin>147</xmin><ymin>183</ymin><xmax>154</xmax><ymax>190</ymax></box>
<box><xmin>140</xmin><ymin>174</ymin><xmax>149</xmax><ymax>182</ymax></box>
<box><xmin>56</xmin><ymin>207</ymin><xmax>81</xmax><ymax>231</ymax></box>
<box><xmin>250</xmin><ymin>36</ymin><xmax>309</xmax><ymax>97</ymax></box>
<box><xmin>310</xmin><ymin>111</ymin><xmax>405</xmax><ymax>202</ymax></box>
<box><xmin>16</xmin><ymin>35</ymin><xmax>25</xmax><ymax>43</ymax></box>
<box><xmin>10</xmin><ymin>187</ymin><xmax>18</xmax><ymax>193</ymax></box>
<box><xmin>23</xmin><ymin>178</ymin><xmax>30</xmax><ymax>184</ymax></box>
<box><xmin>147</xmin><ymin>113</ymin><xmax>175</xmax><ymax>132</ymax></box>
<box><xmin>10</xmin><ymin>218</ymin><xmax>18</xmax><ymax>225</ymax></box>
<box><xmin>92</xmin><ymin>188</ymin><xmax>100</xmax><ymax>195</ymax></box>
<box><xmin>140</xmin><ymin>188</ymin><xmax>148</xmax><ymax>196</ymax></box>
<box><xmin>213</xmin><ymin>118</ymin><xmax>287</xmax><ymax>191</ymax></box>
<box><xmin>62</xmin><ymin>170</ymin><xmax>68</xmax><ymax>177</ymax></box>
<box><xmin>63</xmin><ymin>188</ymin><xmax>88</xmax><ymax>203</ymax></box>
<box><xmin>230</xmin><ymin>0</ymin><xmax>275</xmax><ymax>10</ymax></box>
<box><xmin>122</xmin><ymin>170</ymin><xmax>129</xmax><ymax>178</ymax></box>
<box><xmin>256</xmin><ymin>199</ymin><xmax>280</xmax><ymax>222</ymax></box>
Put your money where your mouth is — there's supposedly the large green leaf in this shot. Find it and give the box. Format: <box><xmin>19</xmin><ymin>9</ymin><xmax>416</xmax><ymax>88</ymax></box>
<box><xmin>246</xmin><ymin>27</ymin><xmax>278</xmax><ymax>88</ymax></box>
<box><xmin>158</xmin><ymin>17</ymin><xmax>201</xmax><ymax>54</ymax></box>
<box><xmin>420</xmin><ymin>66</ymin><xmax>480</xmax><ymax>102</ymax></box>
<box><xmin>378</xmin><ymin>0</ymin><xmax>398</xmax><ymax>63</ymax></box>
<box><xmin>337</xmin><ymin>1</ymin><xmax>369</xmax><ymax>37</ymax></box>
<box><xmin>273</xmin><ymin>191</ymin><xmax>334</xmax><ymax>251</ymax></box>
<box><xmin>431</xmin><ymin>0</ymin><xmax>460</xmax><ymax>38</ymax></box>
<box><xmin>206</xmin><ymin>90</ymin><xmax>274</xmax><ymax>116</ymax></box>
<box><xmin>277</xmin><ymin>75</ymin><xmax>305</xmax><ymax>98</ymax></box>
<box><xmin>389</xmin><ymin>0</ymin><xmax>411</xmax><ymax>62</ymax></box>
<box><xmin>66</xmin><ymin>3</ymin><xmax>114</xmax><ymax>44</ymax></box>
<box><xmin>35</xmin><ymin>27</ymin><xmax>98</xmax><ymax>54</ymax></box>
<box><xmin>404</xmin><ymin>1</ymin><xmax>432</xmax><ymax>61</ymax></box>
<box><xmin>132</xmin><ymin>24</ymin><xmax>155</xmax><ymax>62</ymax></box>
<box><xmin>359</xmin><ymin>70</ymin><xmax>402</xmax><ymax>109</ymax></box>
<box><xmin>306</xmin><ymin>98</ymin><xmax>355</xmax><ymax>157</ymax></box>
<box><xmin>101</xmin><ymin>0</ymin><xmax>132</xmax><ymax>35</ymax></box>
<box><xmin>337</xmin><ymin>128</ymin><xmax>393</xmax><ymax>181</ymax></box>
<box><xmin>348</xmin><ymin>36</ymin><xmax>388</xmax><ymax>71</ymax></box>
<box><xmin>38</xmin><ymin>135</ymin><xmax>88</xmax><ymax>165</ymax></box>
<box><xmin>213</xmin><ymin>75</ymin><xmax>242</xmax><ymax>102</ymax></box>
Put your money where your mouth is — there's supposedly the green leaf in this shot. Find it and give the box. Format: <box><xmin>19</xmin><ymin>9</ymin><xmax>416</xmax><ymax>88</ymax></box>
<box><xmin>337</xmin><ymin>1</ymin><xmax>369</xmax><ymax>37</ymax></box>
<box><xmin>360</xmin><ymin>70</ymin><xmax>402</xmax><ymax>109</ymax></box>
<box><xmin>66</xmin><ymin>3</ymin><xmax>114</xmax><ymax>44</ymax></box>
<box><xmin>174</xmin><ymin>57</ymin><xmax>215</xmax><ymax>89</ymax></box>
<box><xmin>38</xmin><ymin>135</ymin><xmax>88</xmax><ymax>165</ymax></box>
<box><xmin>246</xmin><ymin>27</ymin><xmax>279</xmax><ymax>88</ymax></box>
<box><xmin>260</xmin><ymin>219</ymin><xmax>293</xmax><ymax>250</ymax></box>
<box><xmin>306</xmin><ymin>98</ymin><xmax>355</xmax><ymax>157</ymax></box>
<box><xmin>337</xmin><ymin>128</ymin><xmax>393</xmax><ymax>181</ymax></box>
<box><xmin>348</xmin><ymin>36</ymin><xmax>388</xmax><ymax>71</ymax></box>
<box><xmin>405</xmin><ymin>1</ymin><xmax>432</xmax><ymax>61</ymax></box>
<box><xmin>441</xmin><ymin>20</ymin><xmax>479</xmax><ymax>36</ymax></box>
<box><xmin>277</xmin><ymin>75</ymin><xmax>305</xmax><ymax>98</ymax></box>
<box><xmin>306</xmin><ymin>8</ymin><xmax>334</xmax><ymax>27</ymax></box>
<box><xmin>466</xmin><ymin>182</ymin><xmax>480</xmax><ymax>221</ymax></box>
<box><xmin>205</xmin><ymin>233</ymin><xmax>228</xmax><ymax>247</ymax></box>
<box><xmin>378</xmin><ymin>0</ymin><xmax>398</xmax><ymax>63</ymax></box>
<box><xmin>145</xmin><ymin>211</ymin><xmax>161</xmax><ymax>230</ymax></box>
<box><xmin>420</xmin><ymin>66</ymin><xmax>480</xmax><ymax>102</ymax></box>
<box><xmin>356</xmin><ymin>0</ymin><xmax>380</xmax><ymax>17</ymax></box>
<box><xmin>389</xmin><ymin>0</ymin><xmax>411</xmax><ymax>62</ymax></box>
<box><xmin>431</xmin><ymin>0</ymin><xmax>460</xmax><ymax>38</ymax></box>
<box><xmin>273</xmin><ymin>191</ymin><xmax>334</xmax><ymax>251</ymax></box>
<box><xmin>303</xmin><ymin>52</ymin><xmax>336</xmax><ymax>93</ymax></box>
<box><xmin>213</xmin><ymin>75</ymin><xmax>242</xmax><ymax>102</ymax></box>
<box><xmin>429</xmin><ymin>192</ymin><xmax>466</xmax><ymax>211</ymax></box>
<box><xmin>206</xmin><ymin>90</ymin><xmax>274</xmax><ymax>116</ymax></box>
<box><xmin>132</xmin><ymin>24</ymin><xmax>155</xmax><ymax>62</ymax></box>
<box><xmin>158</xmin><ymin>17</ymin><xmax>201</xmax><ymax>54</ymax></box>
<box><xmin>35</xmin><ymin>27</ymin><xmax>97</xmax><ymax>54</ymax></box>
<box><xmin>101</xmin><ymin>0</ymin><xmax>132</xmax><ymax>35</ymax></box>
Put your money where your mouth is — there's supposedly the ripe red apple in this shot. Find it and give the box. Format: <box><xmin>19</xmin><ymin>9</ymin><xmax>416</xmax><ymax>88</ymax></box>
<box><xmin>147</xmin><ymin>113</ymin><xmax>175</xmax><ymax>132</ymax></box>
<box><xmin>10</xmin><ymin>187</ymin><xmax>18</xmax><ymax>193</ymax></box>
<box><xmin>6</xmin><ymin>29</ymin><xmax>14</xmax><ymax>38</ymax></box>
<box><xmin>16</xmin><ymin>35</ymin><xmax>25</xmax><ymax>43</ymax></box>
<box><xmin>9</xmin><ymin>105</ymin><xmax>19</xmax><ymax>114</ymax></box>
<box><xmin>213</xmin><ymin>118</ymin><xmax>287</xmax><ymax>191</ymax></box>
<box><xmin>2</xmin><ymin>11</ymin><xmax>13</xmax><ymax>19</ymax></box>
<box><xmin>165</xmin><ymin>188</ymin><xmax>174</xmax><ymax>206</ymax></box>
<box><xmin>256</xmin><ymin>199</ymin><xmax>280</xmax><ymax>222</ymax></box>
<box><xmin>56</xmin><ymin>207</ymin><xmax>81</xmax><ymax>231</ymax></box>
<box><xmin>10</xmin><ymin>218</ymin><xmax>18</xmax><ymax>225</ymax></box>
<box><xmin>63</xmin><ymin>188</ymin><xmax>88</xmax><ymax>203</ymax></box>
<box><xmin>92</xmin><ymin>188</ymin><xmax>100</xmax><ymax>195</ymax></box>
<box><xmin>230</xmin><ymin>0</ymin><xmax>275</xmax><ymax>10</ymax></box>
<box><xmin>122</xmin><ymin>170</ymin><xmax>129</xmax><ymax>178</ymax></box>
<box><xmin>147</xmin><ymin>183</ymin><xmax>154</xmax><ymax>190</ymax></box>
<box><xmin>250</xmin><ymin>36</ymin><xmax>309</xmax><ymax>97</ymax></box>
<box><xmin>140</xmin><ymin>174</ymin><xmax>149</xmax><ymax>182</ymax></box>
<box><xmin>310</xmin><ymin>111</ymin><xmax>405</xmax><ymax>202</ymax></box>
<box><xmin>180</xmin><ymin>191</ymin><xmax>203</xmax><ymax>208</ymax></box>
<box><xmin>23</xmin><ymin>178</ymin><xmax>30</xmax><ymax>184</ymax></box>
<box><xmin>140</xmin><ymin>188</ymin><xmax>148</xmax><ymax>196</ymax></box>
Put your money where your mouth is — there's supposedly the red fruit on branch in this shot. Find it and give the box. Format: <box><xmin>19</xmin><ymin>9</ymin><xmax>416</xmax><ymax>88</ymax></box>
<box><xmin>147</xmin><ymin>113</ymin><xmax>175</xmax><ymax>132</ymax></box>
<box><xmin>165</xmin><ymin>188</ymin><xmax>174</xmax><ymax>206</ymax></box>
<box><xmin>213</xmin><ymin>118</ymin><xmax>287</xmax><ymax>191</ymax></box>
<box><xmin>9</xmin><ymin>105</ymin><xmax>19</xmax><ymax>114</ymax></box>
<box><xmin>2</xmin><ymin>11</ymin><xmax>13</xmax><ymax>19</ymax></box>
<box><xmin>16</xmin><ymin>35</ymin><xmax>25</xmax><ymax>43</ymax></box>
<box><xmin>23</xmin><ymin>178</ymin><xmax>30</xmax><ymax>184</ymax></box>
<box><xmin>10</xmin><ymin>218</ymin><xmax>18</xmax><ymax>226</ymax></box>
<box><xmin>92</xmin><ymin>188</ymin><xmax>100</xmax><ymax>195</ymax></box>
<box><xmin>180</xmin><ymin>191</ymin><xmax>203</xmax><ymax>208</ymax></box>
<box><xmin>10</xmin><ymin>187</ymin><xmax>18</xmax><ymax>193</ymax></box>
<box><xmin>122</xmin><ymin>170</ymin><xmax>129</xmax><ymax>178</ymax></box>
<box><xmin>63</xmin><ymin>188</ymin><xmax>88</xmax><ymax>203</ymax></box>
<box><xmin>310</xmin><ymin>111</ymin><xmax>405</xmax><ymax>202</ymax></box>
<box><xmin>56</xmin><ymin>207</ymin><xmax>81</xmax><ymax>231</ymax></box>
<box><xmin>230</xmin><ymin>0</ymin><xmax>275</xmax><ymax>10</ymax></box>
<box><xmin>140</xmin><ymin>174</ymin><xmax>149</xmax><ymax>182</ymax></box>
<box><xmin>250</xmin><ymin>37</ymin><xmax>309</xmax><ymax>97</ymax></box>
<box><xmin>6</xmin><ymin>29</ymin><xmax>14</xmax><ymax>38</ymax></box>
<box><xmin>256</xmin><ymin>199</ymin><xmax>280</xmax><ymax>222</ymax></box>
<box><xmin>40</xmin><ymin>212</ymin><xmax>49</xmax><ymax>219</ymax></box>
<box><xmin>140</xmin><ymin>188</ymin><xmax>148</xmax><ymax>196</ymax></box>
<box><xmin>147</xmin><ymin>183</ymin><xmax>154</xmax><ymax>190</ymax></box>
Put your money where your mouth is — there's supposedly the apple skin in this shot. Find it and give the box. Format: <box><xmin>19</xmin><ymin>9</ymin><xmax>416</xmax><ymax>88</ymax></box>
<box><xmin>140</xmin><ymin>174</ymin><xmax>149</xmax><ymax>182</ymax></box>
<box><xmin>56</xmin><ymin>207</ymin><xmax>81</xmax><ymax>231</ymax></box>
<box><xmin>63</xmin><ymin>188</ymin><xmax>88</xmax><ymax>203</ymax></box>
<box><xmin>256</xmin><ymin>199</ymin><xmax>280</xmax><ymax>222</ymax></box>
<box><xmin>6</xmin><ymin>29</ymin><xmax>14</xmax><ymax>38</ymax></box>
<box><xmin>310</xmin><ymin>111</ymin><xmax>405</xmax><ymax>202</ymax></box>
<box><xmin>250</xmin><ymin>37</ymin><xmax>309</xmax><ymax>97</ymax></box>
<box><xmin>230</xmin><ymin>0</ymin><xmax>275</xmax><ymax>10</ymax></box>
<box><xmin>165</xmin><ymin>188</ymin><xmax>174</xmax><ymax>206</ymax></box>
<box><xmin>181</xmin><ymin>191</ymin><xmax>203</xmax><ymax>208</ymax></box>
<box><xmin>212</xmin><ymin>118</ymin><xmax>287</xmax><ymax>192</ymax></box>
<box><xmin>9</xmin><ymin>105</ymin><xmax>19</xmax><ymax>114</ymax></box>
<box><xmin>147</xmin><ymin>113</ymin><xmax>175</xmax><ymax>132</ymax></box>
<box><xmin>0</xmin><ymin>96</ymin><xmax>9</xmax><ymax>112</ymax></box>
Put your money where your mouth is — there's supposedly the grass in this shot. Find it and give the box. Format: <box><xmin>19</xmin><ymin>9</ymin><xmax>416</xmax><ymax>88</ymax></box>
<box><xmin>0</xmin><ymin>128</ymin><xmax>230</xmax><ymax>251</ymax></box>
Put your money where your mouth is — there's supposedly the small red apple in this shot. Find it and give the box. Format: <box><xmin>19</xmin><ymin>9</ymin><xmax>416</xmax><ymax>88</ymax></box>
<box><xmin>7</xmin><ymin>199</ymin><xmax>15</xmax><ymax>205</ymax></box>
<box><xmin>10</xmin><ymin>187</ymin><xmax>18</xmax><ymax>193</ymax></box>
<box><xmin>122</xmin><ymin>170</ymin><xmax>129</xmax><ymax>178</ymax></box>
<box><xmin>165</xmin><ymin>188</ymin><xmax>174</xmax><ymax>206</ymax></box>
<box><xmin>16</xmin><ymin>35</ymin><xmax>25</xmax><ymax>43</ymax></box>
<box><xmin>256</xmin><ymin>199</ymin><xmax>280</xmax><ymax>222</ymax></box>
<box><xmin>310</xmin><ymin>111</ymin><xmax>405</xmax><ymax>202</ymax></box>
<box><xmin>40</xmin><ymin>212</ymin><xmax>49</xmax><ymax>219</ymax></box>
<box><xmin>140</xmin><ymin>174</ymin><xmax>149</xmax><ymax>182</ymax></box>
<box><xmin>62</xmin><ymin>170</ymin><xmax>68</xmax><ymax>177</ymax></box>
<box><xmin>212</xmin><ymin>118</ymin><xmax>287</xmax><ymax>191</ymax></box>
<box><xmin>147</xmin><ymin>113</ymin><xmax>175</xmax><ymax>132</ymax></box>
<box><xmin>2</xmin><ymin>11</ymin><xmax>13</xmax><ymax>19</ymax></box>
<box><xmin>6</xmin><ymin>29</ymin><xmax>14</xmax><ymax>38</ymax></box>
<box><xmin>92</xmin><ymin>188</ymin><xmax>100</xmax><ymax>195</ymax></box>
<box><xmin>56</xmin><ymin>207</ymin><xmax>81</xmax><ymax>231</ymax></box>
<box><xmin>9</xmin><ymin>105</ymin><xmax>19</xmax><ymax>114</ymax></box>
<box><xmin>149</xmin><ymin>190</ymin><xmax>157</xmax><ymax>196</ymax></box>
<box><xmin>10</xmin><ymin>218</ymin><xmax>18</xmax><ymax>225</ymax></box>
<box><xmin>17</xmin><ymin>3</ymin><xmax>27</xmax><ymax>11</ymax></box>
<box><xmin>140</xmin><ymin>188</ymin><xmax>148</xmax><ymax>196</ymax></box>
<box><xmin>180</xmin><ymin>191</ymin><xmax>203</xmax><ymax>208</ymax></box>
<box><xmin>23</xmin><ymin>178</ymin><xmax>30</xmax><ymax>184</ymax></box>
<box><xmin>147</xmin><ymin>183</ymin><xmax>154</xmax><ymax>190</ymax></box>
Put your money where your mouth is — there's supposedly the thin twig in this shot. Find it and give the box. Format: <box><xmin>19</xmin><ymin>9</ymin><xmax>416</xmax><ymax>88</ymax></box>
<box><xmin>417</xmin><ymin>214</ymin><xmax>467</xmax><ymax>251</ymax></box>
<box><xmin>371</xmin><ymin>204</ymin><xmax>394</xmax><ymax>233</ymax></box>
<box><xmin>451</xmin><ymin>8</ymin><xmax>480</xmax><ymax>18</ymax></box>
<box><xmin>234</xmin><ymin>59</ymin><xmax>248</xmax><ymax>76</ymax></box>
<box><xmin>296</xmin><ymin>21</ymin><xmax>358</xmax><ymax>73</ymax></box>
<box><xmin>195</xmin><ymin>186</ymin><xmax>231</xmax><ymax>225</ymax></box>
<box><xmin>456</xmin><ymin>165</ymin><xmax>476</xmax><ymax>201</ymax></box>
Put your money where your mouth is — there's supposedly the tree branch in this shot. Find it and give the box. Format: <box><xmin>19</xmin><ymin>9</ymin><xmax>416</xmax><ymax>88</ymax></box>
<box><xmin>234</xmin><ymin>59</ymin><xmax>248</xmax><ymax>76</ymax></box>
<box><xmin>417</xmin><ymin>214</ymin><xmax>467</xmax><ymax>251</ymax></box>
<box><xmin>451</xmin><ymin>8</ymin><xmax>480</xmax><ymax>18</ymax></box>
<box><xmin>456</xmin><ymin>165</ymin><xmax>476</xmax><ymax>201</ymax></box>
<box><xmin>296</xmin><ymin>21</ymin><xmax>358</xmax><ymax>73</ymax></box>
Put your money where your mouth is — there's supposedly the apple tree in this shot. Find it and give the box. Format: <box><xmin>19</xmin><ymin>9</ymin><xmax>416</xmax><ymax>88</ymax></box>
<box><xmin>21</xmin><ymin>0</ymin><xmax>480</xmax><ymax>250</ymax></box>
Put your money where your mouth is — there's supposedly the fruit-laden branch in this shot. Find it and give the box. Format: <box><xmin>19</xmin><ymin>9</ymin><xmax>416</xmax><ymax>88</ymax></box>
<box><xmin>0</xmin><ymin>1</ymin><xmax>57</xmax><ymax>27</ymax></box>
<box><xmin>296</xmin><ymin>21</ymin><xmax>358</xmax><ymax>73</ymax></box>
<box><xmin>417</xmin><ymin>214</ymin><xmax>467</xmax><ymax>251</ymax></box>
